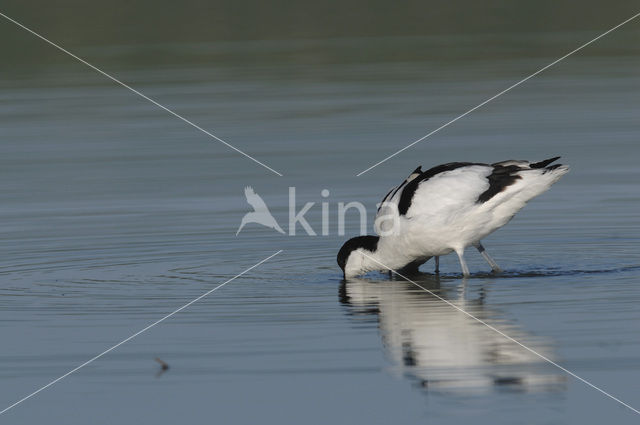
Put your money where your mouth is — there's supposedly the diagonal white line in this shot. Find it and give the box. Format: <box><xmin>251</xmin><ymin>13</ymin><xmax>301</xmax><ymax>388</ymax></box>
<box><xmin>356</xmin><ymin>11</ymin><xmax>640</xmax><ymax>176</ymax></box>
<box><xmin>0</xmin><ymin>250</ymin><xmax>283</xmax><ymax>416</ymax></box>
<box><xmin>0</xmin><ymin>11</ymin><xmax>283</xmax><ymax>177</ymax></box>
<box><xmin>358</xmin><ymin>251</ymin><xmax>640</xmax><ymax>415</ymax></box>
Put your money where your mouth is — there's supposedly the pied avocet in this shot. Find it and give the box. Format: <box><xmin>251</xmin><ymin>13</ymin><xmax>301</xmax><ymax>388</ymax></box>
<box><xmin>337</xmin><ymin>157</ymin><xmax>569</xmax><ymax>278</ymax></box>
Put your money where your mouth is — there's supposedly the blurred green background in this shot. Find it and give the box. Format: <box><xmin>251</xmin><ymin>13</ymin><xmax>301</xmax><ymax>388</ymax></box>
<box><xmin>2</xmin><ymin>0</ymin><xmax>639</xmax><ymax>72</ymax></box>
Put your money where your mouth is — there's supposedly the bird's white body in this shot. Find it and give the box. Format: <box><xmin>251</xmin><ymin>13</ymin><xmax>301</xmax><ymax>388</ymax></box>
<box><xmin>339</xmin><ymin>158</ymin><xmax>569</xmax><ymax>277</ymax></box>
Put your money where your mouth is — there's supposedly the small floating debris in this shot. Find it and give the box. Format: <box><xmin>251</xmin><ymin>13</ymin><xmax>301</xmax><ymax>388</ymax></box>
<box><xmin>154</xmin><ymin>357</ymin><xmax>170</xmax><ymax>374</ymax></box>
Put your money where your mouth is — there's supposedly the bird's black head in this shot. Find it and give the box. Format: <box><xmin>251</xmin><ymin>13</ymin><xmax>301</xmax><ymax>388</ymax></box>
<box><xmin>337</xmin><ymin>235</ymin><xmax>380</xmax><ymax>277</ymax></box>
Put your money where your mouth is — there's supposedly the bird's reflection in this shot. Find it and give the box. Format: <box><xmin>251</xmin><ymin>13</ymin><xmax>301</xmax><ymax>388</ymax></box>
<box><xmin>340</xmin><ymin>274</ymin><xmax>565</xmax><ymax>394</ymax></box>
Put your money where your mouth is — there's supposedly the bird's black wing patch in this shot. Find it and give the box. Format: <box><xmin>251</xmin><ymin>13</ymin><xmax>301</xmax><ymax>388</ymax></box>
<box><xmin>398</xmin><ymin>162</ymin><xmax>481</xmax><ymax>215</ymax></box>
<box><xmin>410</xmin><ymin>165</ymin><xmax>423</xmax><ymax>175</ymax></box>
<box><xmin>530</xmin><ymin>156</ymin><xmax>560</xmax><ymax>169</ymax></box>
<box><xmin>377</xmin><ymin>188</ymin><xmax>395</xmax><ymax>213</ymax></box>
<box><xmin>378</xmin><ymin>166</ymin><xmax>423</xmax><ymax>213</ymax></box>
<box><xmin>477</xmin><ymin>165</ymin><xmax>522</xmax><ymax>203</ymax></box>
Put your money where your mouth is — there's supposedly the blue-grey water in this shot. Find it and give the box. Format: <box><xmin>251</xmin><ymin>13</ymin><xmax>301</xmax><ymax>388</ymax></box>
<box><xmin>2</xmin><ymin>7</ymin><xmax>640</xmax><ymax>424</ymax></box>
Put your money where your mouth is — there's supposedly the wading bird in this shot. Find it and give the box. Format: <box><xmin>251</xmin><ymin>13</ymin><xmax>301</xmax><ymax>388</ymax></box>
<box><xmin>337</xmin><ymin>157</ymin><xmax>569</xmax><ymax>278</ymax></box>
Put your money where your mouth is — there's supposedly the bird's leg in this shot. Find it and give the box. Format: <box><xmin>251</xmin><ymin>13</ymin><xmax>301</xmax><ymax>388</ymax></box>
<box><xmin>473</xmin><ymin>242</ymin><xmax>502</xmax><ymax>273</ymax></box>
<box><xmin>434</xmin><ymin>256</ymin><xmax>440</xmax><ymax>274</ymax></box>
<box><xmin>455</xmin><ymin>249</ymin><xmax>470</xmax><ymax>277</ymax></box>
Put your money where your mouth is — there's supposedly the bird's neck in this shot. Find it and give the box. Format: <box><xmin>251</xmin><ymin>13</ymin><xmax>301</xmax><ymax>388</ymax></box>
<box><xmin>360</xmin><ymin>248</ymin><xmax>384</xmax><ymax>273</ymax></box>
<box><xmin>366</xmin><ymin>239</ymin><xmax>416</xmax><ymax>272</ymax></box>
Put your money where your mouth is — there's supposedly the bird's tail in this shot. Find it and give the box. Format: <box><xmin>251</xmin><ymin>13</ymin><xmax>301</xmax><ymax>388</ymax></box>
<box><xmin>530</xmin><ymin>157</ymin><xmax>569</xmax><ymax>183</ymax></box>
<box><xmin>513</xmin><ymin>158</ymin><xmax>569</xmax><ymax>204</ymax></box>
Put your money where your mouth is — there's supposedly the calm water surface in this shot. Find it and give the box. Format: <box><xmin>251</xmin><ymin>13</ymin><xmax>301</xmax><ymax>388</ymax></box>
<box><xmin>1</xmin><ymin>25</ymin><xmax>640</xmax><ymax>425</ymax></box>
